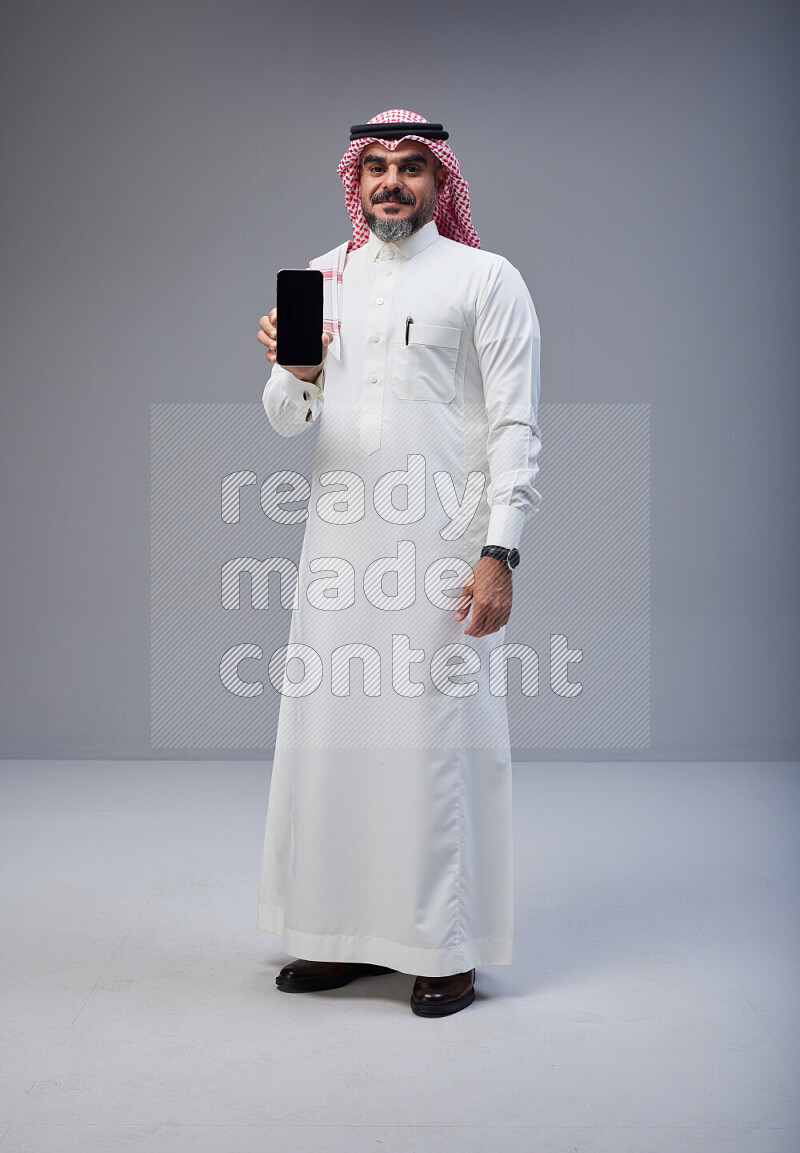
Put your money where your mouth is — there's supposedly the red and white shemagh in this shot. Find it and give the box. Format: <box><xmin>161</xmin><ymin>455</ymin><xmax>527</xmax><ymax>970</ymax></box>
<box><xmin>337</xmin><ymin>108</ymin><xmax>480</xmax><ymax>253</ymax></box>
<box><xmin>310</xmin><ymin>110</ymin><xmax>479</xmax><ymax>344</ymax></box>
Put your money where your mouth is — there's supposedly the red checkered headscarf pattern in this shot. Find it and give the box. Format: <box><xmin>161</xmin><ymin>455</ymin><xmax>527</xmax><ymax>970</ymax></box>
<box><xmin>336</xmin><ymin>109</ymin><xmax>480</xmax><ymax>252</ymax></box>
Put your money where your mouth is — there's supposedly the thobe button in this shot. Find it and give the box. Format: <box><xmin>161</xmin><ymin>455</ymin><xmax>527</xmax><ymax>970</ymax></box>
<box><xmin>385</xmin><ymin>269</ymin><xmax>393</xmax><ymax>276</ymax></box>
<box><xmin>370</xmin><ymin>374</ymin><xmax>378</xmax><ymax>383</ymax></box>
<box><xmin>372</xmin><ymin>334</ymin><xmax>380</xmax><ymax>343</ymax></box>
<box><xmin>376</xmin><ymin>297</ymin><xmax>384</xmax><ymax>305</ymax></box>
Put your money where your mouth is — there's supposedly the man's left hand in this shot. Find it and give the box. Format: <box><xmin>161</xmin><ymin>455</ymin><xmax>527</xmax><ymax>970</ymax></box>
<box><xmin>456</xmin><ymin>556</ymin><xmax>513</xmax><ymax>638</ymax></box>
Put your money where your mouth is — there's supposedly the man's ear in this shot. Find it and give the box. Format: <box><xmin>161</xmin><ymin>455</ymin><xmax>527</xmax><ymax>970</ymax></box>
<box><xmin>435</xmin><ymin>161</ymin><xmax>447</xmax><ymax>196</ymax></box>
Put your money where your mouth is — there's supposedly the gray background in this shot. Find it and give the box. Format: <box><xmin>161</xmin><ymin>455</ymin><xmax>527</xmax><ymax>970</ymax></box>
<box><xmin>0</xmin><ymin>0</ymin><xmax>797</xmax><ymax>760</ymax></box>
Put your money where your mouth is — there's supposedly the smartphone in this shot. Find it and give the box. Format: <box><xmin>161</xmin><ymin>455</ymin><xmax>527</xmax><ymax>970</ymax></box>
<box><xmin>276</xmin><ymin>269</ymin><xmax>324</xmax><ymax>367</ymax></box>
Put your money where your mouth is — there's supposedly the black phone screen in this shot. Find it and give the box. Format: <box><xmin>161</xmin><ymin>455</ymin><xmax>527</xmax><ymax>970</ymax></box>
<box><xmin>276</xmin><ymin>269</ymin><xmax>324</xmax><ymax>367</ymax></box>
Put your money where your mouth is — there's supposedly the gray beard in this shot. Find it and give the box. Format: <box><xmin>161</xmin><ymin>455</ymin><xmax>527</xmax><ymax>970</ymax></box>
<box><xmin>362</xmin><ymin>185</ymin><xmax>438</xmax><ymax>242</ymax></box>
<box><xmin>364</xmin><ymin>213</ymin><xmax>417</xmax><ymax>242</ymax></box>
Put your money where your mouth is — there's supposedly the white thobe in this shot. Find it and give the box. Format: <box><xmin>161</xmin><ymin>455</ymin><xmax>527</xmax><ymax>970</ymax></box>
<box><xmin>257</xmin><ymin>220</ymin><xmax>541</xmax><ymax>975</ymax></box>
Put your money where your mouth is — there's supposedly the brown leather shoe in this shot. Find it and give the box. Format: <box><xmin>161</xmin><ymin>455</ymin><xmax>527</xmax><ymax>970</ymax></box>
<box><xmin>276</xmin><ymin>958</ymin><xmax>397</xmax><ymax>992</ymax></box>
<box><xmin>410</xmin><ymin>968</ymin><xmax>476</xmax><ymax>1016</ymax></box>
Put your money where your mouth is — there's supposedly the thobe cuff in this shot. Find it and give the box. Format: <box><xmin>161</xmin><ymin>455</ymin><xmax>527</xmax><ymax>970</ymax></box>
<box><xmin>485</xmin><ymin>504</ymin><xmax>526</xmax><ymax>551</ymax></box>
<box><xmin>282</xmin><ymin>366</ymin><xmax>325</xmax><ymax>411</ymax></box>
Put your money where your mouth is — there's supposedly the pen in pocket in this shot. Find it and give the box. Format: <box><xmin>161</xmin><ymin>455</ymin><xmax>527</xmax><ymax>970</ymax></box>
<box><xmin>405</xmin><ymin>316</ymin><xmax>413</xmax><ymax>345</ymax></box>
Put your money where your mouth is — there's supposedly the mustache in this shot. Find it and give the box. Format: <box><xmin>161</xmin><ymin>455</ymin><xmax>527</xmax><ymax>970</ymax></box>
<box><xmin>371</xmin><ymin>190</ymin><xmax>415</xmax><ymax>206</ymax></box>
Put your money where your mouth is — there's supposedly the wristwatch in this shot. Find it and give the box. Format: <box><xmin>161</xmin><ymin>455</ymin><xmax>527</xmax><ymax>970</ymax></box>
<box><xmin>480</xmin><ymin>545</ymin><xmax>520</xmax><ymax>570</ymax></box>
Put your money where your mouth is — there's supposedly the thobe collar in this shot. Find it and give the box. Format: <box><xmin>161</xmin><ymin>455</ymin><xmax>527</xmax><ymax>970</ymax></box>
<box><xmin>364</xmin><ymin>219</ymin><xmax>440</xmax><ymax>263</ymax></box>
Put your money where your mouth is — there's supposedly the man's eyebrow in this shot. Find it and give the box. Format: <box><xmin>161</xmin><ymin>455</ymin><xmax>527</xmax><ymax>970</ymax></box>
<box><xmin>361</xmin><ymin>152</ymin><xmax>429</xmax><ymax>166</ymax></box>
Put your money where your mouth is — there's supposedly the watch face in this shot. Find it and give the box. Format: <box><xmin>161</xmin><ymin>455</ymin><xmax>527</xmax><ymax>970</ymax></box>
<box><xmin>508</xmin><ymin>548</ymin><xmax>520</xmax><ymax>568</ymax></box>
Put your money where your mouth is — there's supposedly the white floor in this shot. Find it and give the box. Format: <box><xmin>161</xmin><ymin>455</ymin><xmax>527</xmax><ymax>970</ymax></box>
<box><xmin>0</xmin><ymin>760</ymin><xmax>797</xmax><ymax>1153</ymax></box>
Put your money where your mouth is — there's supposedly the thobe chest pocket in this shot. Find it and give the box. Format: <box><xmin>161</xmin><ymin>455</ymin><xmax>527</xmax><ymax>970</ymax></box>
<box><xmin>392</xmin><ymin>322</ymin><xmax>461</xmax><ymax>403</ymax></box>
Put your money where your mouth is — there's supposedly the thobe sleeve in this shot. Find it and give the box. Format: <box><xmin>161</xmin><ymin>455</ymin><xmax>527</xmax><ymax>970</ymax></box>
<box><xmin>262</xmin><ymin>362</ymin><xmax>325</xmax><ymax>437</ymax></box>
<box><xmin>473</xmin><ymin>257</ymin><xmax>542</xmax><ymax>552</ymax></box>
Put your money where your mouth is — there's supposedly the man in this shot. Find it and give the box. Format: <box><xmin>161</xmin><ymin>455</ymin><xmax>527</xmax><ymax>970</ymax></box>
<box><xmin>256</xmin><ymin>110</ymin><xmax>542</xmax><ymax>1017</ymax></box>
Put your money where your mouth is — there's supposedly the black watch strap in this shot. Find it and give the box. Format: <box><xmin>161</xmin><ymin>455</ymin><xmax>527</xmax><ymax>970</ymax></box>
<box><xmin>480</xmin><ymin>545</ymin><xmax>520</xmax><ymax>570</ymax></box>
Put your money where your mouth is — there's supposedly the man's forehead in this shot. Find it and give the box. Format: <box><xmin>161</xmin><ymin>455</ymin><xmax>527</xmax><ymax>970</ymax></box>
<box><xmin>359</xmin><ymin>140</ymin><xmax>436</xmax><ymax>164</ymax></box>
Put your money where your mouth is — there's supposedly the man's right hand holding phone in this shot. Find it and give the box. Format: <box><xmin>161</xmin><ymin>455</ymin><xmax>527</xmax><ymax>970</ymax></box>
<box><xmin>258</xmin><ymin>308</ymin><xmax>332</xmax><ymax>383</ymax></box>
<box><xmin>258</xmin><ymin>307</ymin><xmax>332</xmax><ymax>423</ymax></box>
